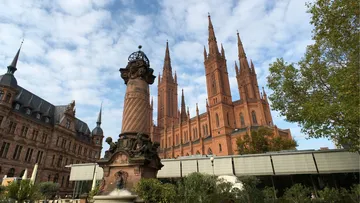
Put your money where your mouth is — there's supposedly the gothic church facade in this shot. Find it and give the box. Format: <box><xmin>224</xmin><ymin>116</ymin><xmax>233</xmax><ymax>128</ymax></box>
<box><xmin>151</xmin><ymin>15</ymin><xmax>292</xmax><ymax>158</ymax></box>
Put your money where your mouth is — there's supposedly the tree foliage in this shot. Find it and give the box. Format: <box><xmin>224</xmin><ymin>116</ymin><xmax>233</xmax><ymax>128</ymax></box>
<box><xmin>282</xmin><ymin>184</ymin><xmax>311</xmax><ymax>203</ymax></box>
<box><xmin>236</xmin><ymin>127</ymin><xmax>297</xmax><ymax>154</ymax></box>
<box><xmin>6</xmin><ymin>179</ymin><xmax>42</xmax><ymax>203</ymax></box>
<box><xmin>267</xmin><ymin>0</ymin><xmax>360</xmax><ymax>150</ymax></box>
<box><xmin>38</xmin><ymin>182</ymin><xmax>59</xmax><ymax>200</ymax></box>
<box><xmin>135</xmin><ymin>178</ymin><xmax>176</xmax><ymax>203</ymax></box>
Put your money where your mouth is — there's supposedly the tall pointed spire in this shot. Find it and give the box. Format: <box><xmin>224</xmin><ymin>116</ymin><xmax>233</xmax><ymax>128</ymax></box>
<box><xmin>234</xmin><ymin>61</ymin><xmax>239</xmax><ymax>75</ymax></box>
<box><xmin>250</xmin><ymin>59</ymin><xmax>256</xmax><ymax>74</ymax></box>
<box><xmin>207</xmin><ymin>13</ymin><xmax>220</xmax><ymax>57</ymax></box>
<box><xmin>150</xmin><ymin>97</ymin><xmax>153</xmax><ymax>109</ymax></box>
<box><xmin>262</xmin><ymin>87</ymin><xmax>268</xmax><ymax>102</ymax></box>
<box><xmin>221</xmin><ymin>43</ymin><xmax>225</xmax><ymax>57</ymax></box>
<box><xmin>180</xmin><ymin>89</ymin><xmax>187</xmax><ymax>121</ymax></box>
<box><xmin>174</xmin><ymin>71</ymin><xmax>177</xmax><ymax>84</ymax></box>
<box><xmin>203</xmin><ymin>46</ymin><xmax>207</xmax><ymax>61</ymax></box>
<box><xmin>237</xmin><ymin>31</ymin><xmax>246</xmax><ymax>59</ymax></box>
<box><xmin>158</xmin><ymin>72</ymin><xmax>161</xmax><ymax>84</ymax></box>
<box><xmin>196</xmin><ymin>103</ymin><xmax>199</xmax><ymax>116</ymax></box>
<box><xmin>96</xmin><ymin>102</ymin><xmax>102</xmax><ymax>126</ymax></box>
<box><xmin>7</xmin><ymin>40</ymin><xmax>24</xmax><ymax>75</ymax></box>
<box><xmin>163</xmin><ymin>40</ymin><xmax>172</xmax><ymax>74</ymax></box>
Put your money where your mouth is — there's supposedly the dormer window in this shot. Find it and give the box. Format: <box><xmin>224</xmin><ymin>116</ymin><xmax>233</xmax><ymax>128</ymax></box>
<box><xmin>26</xmin><ymin>109</ymin><xmax>31</xmax><ymax>115</ymax></box>
<box><xmin>0</xmin><ymin>90</ymin><xmax>3</xmax><ymax>100</ymax></box>
<box><xmin>15</xmin><ymin>104</ymin><xmax>20</xmax><ymax>110</ymax></box>
<box><xmin>45</xmin><ymin>117</ymin><xmax>50</xmax><ymax>123</ymax></box>
<box><xmin>65</xmin><ymin>119</ymin><xmax>71</xmax><ymax>129</ymax></box>
<box><xmin>5</xmin><ymin>93</ymin><xmax>11</xmax><ymax>103</ymax></box>
<box><xmin>36</xmin><ymin>113</ymin><xmax>41</xmax><ymax>119</ymax></box>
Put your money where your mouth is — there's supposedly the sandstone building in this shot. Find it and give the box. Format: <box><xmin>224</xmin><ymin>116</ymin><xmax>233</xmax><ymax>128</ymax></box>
<box><xmin>0</xmin><ymin>45</ymin><xmax>104</xmax><ymax>194</ymax></box>
<box><xmin>152</xmin><ymin>15</ymin><xmax>292</xmax><ymax>158</ymax></box>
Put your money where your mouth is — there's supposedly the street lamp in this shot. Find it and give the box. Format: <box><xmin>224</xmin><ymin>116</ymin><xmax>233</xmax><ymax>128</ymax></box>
<box><xmin>210</xmin><ymin>157</ymin><xmax>214</xmax><ymax>175</ymax></box>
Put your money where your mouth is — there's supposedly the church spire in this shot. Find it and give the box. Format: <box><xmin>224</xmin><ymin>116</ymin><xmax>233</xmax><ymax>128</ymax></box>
<box><xmin>96</xmin><ymin>102</ymin><xmax>102</xmax><ymax>127</ymax></box>
<box><xmin>180</xmin><ymin>89</ymin><xmax>187</xmax><ymax>121</ymax></box>
<box><xmin>237</xmin><ymin>31</ymin><xmax>246</xmax><ymax>59</ymax></box>
<box><xmin>7</xmin><ymin>40</ymin><xmax>23</xmax><ymax>75</ymax></box>
<box><xmin>234</xmin><ymin>61</ymin><xmax>239</xmax><ymax>75</ymax></box>
<box><xmin>221</xmin><ymin>43</ymin><xmax>225</xmax><ymax>58</ymax></box>
<box><xmin>203</xmin><ymin>46</ymin><xmax>207</xmax><ymax>61</ymax></box>
<box><xmin>207</xmin><ymin>13</ymin><xmax>220</xmax><ymax>57</ymax></box>
<box><xmin>262</xmin><ymin>87</ymin><xmax>268</xmax><ymax>102</ymax></box>
<box><xmin>250</xmin><ymin>59</ymin><xmax>256</xmax><ymax>74</ymax></box>
<box><xmin>163</xmin><ymin>40</ymin><xmax>172</xmax><ymax>72</ymax></box>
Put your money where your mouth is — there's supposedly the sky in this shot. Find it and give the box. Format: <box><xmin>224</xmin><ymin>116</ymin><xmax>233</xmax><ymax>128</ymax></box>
<box><xmin>0</xmin><ymin>0</ymin><xmax>335</xmax><ymax>154</ymax></box>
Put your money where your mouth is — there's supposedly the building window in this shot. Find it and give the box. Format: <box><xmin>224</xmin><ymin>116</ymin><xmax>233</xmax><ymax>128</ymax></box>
<box><xmin>252</xmin><ymin>111</ymin><xmax>257</xmax><ymax>124</ymax></box>
<box><xmin>26</xmin><ymin>108</ymin><xmax>31</xmax><ymax>115</ymax></box>
<box><xmin>36</xmin><ymin>113</ymin><xmax>41</xmax><ymax>119</ymax></box>
<box><xmin>61</xmin><ymin>176</ymin><xmax>64</xmax><ymax>187</ymax></box>
<box><xmin>0</xmin><ymin>90</ymin><xmax>3</xmax><ymax>100</ymax></box>
<box><xmin>32</xmin><ymin>130</ymin><xmax>39</xmax><ymax>141</ymax></box>
<box><xmin>207</xmin><ymin>148</ymin><xmax>213</xmax><ymax>155</ymax></box>
<box><xmin>45</xmin><ymin>117</ymin><xmax>50</xmax><ymax>123</ymax></box>
<box><xmin>68</xmin><ymin>141</ymin><xmax>72</xmax><ymax>150</ymax></box>
<box><xmin>36</xmin><ymin>151</ymin><xmax>43</xmax><ymax>164</ymax></box>
<box><xmin>219</xmin><ymin>144</ymin><xmax>222</xmax><ymax>152</ymax></box>
<box><xmin>78</xmin><ymin>146</ymin><xmax>82</xmax><ymax>155</ymax></box>
<box><xmin>15</xmin><ymin>104</ymin><xmax>20</xmax><ymax>110</ymax></box>
<box><xmin>53</xmin><ymin>173</ymin><xmax>59</xmax><ymax>183</ymax></box>
<box><xmin>84</xmin><ymin>148</ymin><xmax>87</xmax><ymax>156</ymax></box>
<box><xmin>57</xmin><ymin>155</ymin><xmax>63</xmax><ymax>167</ymax></box>
<box><xmin>12</xmin><ymin>145</ymin><xmax>23</xmax><ymax>160</ymax></box>
<box><xmin>20</xmin><ymin>126</ymin><xmax>29</xmax><ymax>137</ymax></box>
<box><xmin>0</xmin><ymin>116</ymin><xmax>3</xmax><ymax>126</ymax></box>
<box><xmin>24</xmin><ymin>148</ymin><xmax>34</xmax><ymax>163</ymax></box>
<box><xmin>227</xmin><ymin>113</ymin><xmax>230</xmax><ymax>126</ymax></box>
<box><xmin>240</xmin><ymin>113</ymin><xmax>245</xmax><ymax>127</ymax></box>
<box><xmin>196</xmin><ymin>151</ymin><xmax>200</xmax><ymax>155</ymax></box>
<box><xmin>215</xmin><ymin>113</ymin><xmax>220</xmax><ymax>127</ymax></box>
<box><xmin>42</xmin><ymin>133</ymin><xmax>47</xmax><ymax>143</ymax></box>
<box><xmin>5</xmin><ymin>93</ymin><xmax>11</xmax><ymax>103</ymax></box>
<box><xmin>51</xmin><ymin>155</ymin><xmax>55</xmax><ymax>166</ymax></box>
<box><xmin>8</xmin><ymin>121</ymin><xmax>17</xmax><ymax>134</ymax></box>
<box><xmin>65</xmin><ymin>119</ymin><xmax>71</xmax><ymax>129</ymax></box>
<box><xmin>7</xmin><ymin>168</ymin><xmax>15</xmax><ymax>177</ymax></box>
<box><xmin>48</xmin><ymin>175</ymin><xmax>51</xmax><ymax>181</ymax></box>
<box><xmin>61</xmin><ymin>139</ymin><xmax>66</xmax><ymax>148</ymax></box>
<box><xmin>0</xmin><ymin>142</ymin><xmax>10</xmax><ymax>158</ymax></box>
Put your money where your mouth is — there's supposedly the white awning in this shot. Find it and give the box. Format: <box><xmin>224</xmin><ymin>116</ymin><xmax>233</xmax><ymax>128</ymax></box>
<box><xmin>314</xmin><ymin>152</ymin><xmax>360</xmax><ymax>173</ymax></box>
<box><xmin>198</xmin><ymin>159</ymin><xmax>214</xmax><ymax>174</ymax></box>
<box><xmin>69</xmin><ymin>163</ymin><xmax>103</xmax><ymax>181</ymax></box>
<box><xmin>272</xmin><ymin>154</ymin><xmax>317</xmax><ymax>175</ymax></box>
<box><xmin>157</xmin><ymin>161</ymin><xmax>181</xmax><ymax>178</ymax></box>
<box><xmin>214</xmin><ymin>158</ymin><xmax>233</xmax><ymax>176</ymax></box>
<box><xmin>181</xmin><ymin>160</ymin><xmax>198</xmax><ymax>176</ymax></box>
<box><xmin>234</xmin><ymin>156</ymin><xmax>273</xmax><ymax>176</ymax></box>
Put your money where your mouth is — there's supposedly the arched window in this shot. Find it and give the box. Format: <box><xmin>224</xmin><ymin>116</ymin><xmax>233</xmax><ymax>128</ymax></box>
<box><xmin>207</xmin><ymin>148</ymin><xmax>213</xmax><ymax>155</ymax></box>
<box><xmin>219</xmin><ymin>144</ymin><xmax>222</xmax><ymax>152</ymax></box>
<box><xmin>7</xmin><ymin>168</ymin><xmax>15</xmax><ymax>177</ymax></box>
<box><xmin>240</xmin><ymin>113</ymin><xmax>245</xmax><ymax>127</ymax></box>
<box><xmin>196</xmin><ymin>151</ymin><xmax>200</xmax><ymax>155</ymax></box>
<box><xmin>61</xmin><ymin>176</ymin><xmax>64</xmax><ymax>187</ymax></box>
<box><xmin>252</xmin><ymin>111</ymin><xmax>257</xmax><ymax>124</ymax></box>
<box><xmin>26</xmin><ymin>108</ymin><xmax>31</xmax><ymax>115</ymax></box>
<box><xmin>202</xmin><ymin>125</ymin><xmax>206</xmax><ymax>136</ymax></box>
<box><xmin>215</xmin><ymin>113</ymin><xmax>219</xmax><ymax>127</ymax></box>
<box><xmin>4</xmin><ymin>93</ymin><xmax>11</xmax><ymax>103</ymax></box>
<box><xmin>227</xmin><ymin>113</ymin><xmax>230</xmax><ymax>126</ymax></box>
<box><xmin>53</xmin><ymin>173</ymin><xmax>59</xmax><ymax>183</ymax></box>
<box><xmin>205</xmin><ymin>124</ymin><xmax>208</xmax><ymax>136</ymax></box>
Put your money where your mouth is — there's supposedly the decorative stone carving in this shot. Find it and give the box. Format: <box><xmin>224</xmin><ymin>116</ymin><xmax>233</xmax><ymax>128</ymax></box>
<box><xmin>115</xmin><ymin>170</ymin><xmax>129</xmax><ymax>189</ymax></box>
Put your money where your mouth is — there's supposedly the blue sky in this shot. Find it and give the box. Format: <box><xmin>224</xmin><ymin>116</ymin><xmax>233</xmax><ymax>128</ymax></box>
<box><xmin>0</xmin><ymin>0</ymin><xmax>334</xmax><ymax>153</ymax></box>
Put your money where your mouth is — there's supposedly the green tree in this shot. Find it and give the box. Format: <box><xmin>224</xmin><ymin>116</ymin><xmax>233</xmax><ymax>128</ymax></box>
<box><xmin>283</xmin><ymin>184</ymin><xmax>311</xmax><ymax>203</ymax></box>
<box><xmin>236</xmin><ymin>127</ymin><xmax>297</xmax><ymax>154</ymax></box>
<box><xmin>262</xmin><ymin>186</ymin><xmax>278</xmax><ymax>203</ymax></box>
<box><xmin>6</xmin><ymin>179</ymin><xmax>42</xmax><ymax>203</ymax></box>
<box><xmin>38</xmin><ymin>182</ymin><xmax>60</xmax><ymax>202</ymax></box>
<box><xmin>317</xmin><ymin>187</ymin><xmax>342</xmax><ymax>203</ymax></box>
<box><xmin>236</xmin><ymin>176</ymin><xmax>264</xmax><ymax>203</ymax></box>
<box><xmin>267</xmin><ymin>0</ymin><xmax>360</xmax><ymax>150</ymax></box>
<box><xmin>135</xmin><ymin>178</ymin><xmax>176</xmax><ymax>203</ymax></box>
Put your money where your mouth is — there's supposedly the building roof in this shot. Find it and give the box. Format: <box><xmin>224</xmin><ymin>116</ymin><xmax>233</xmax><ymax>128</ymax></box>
<box><xmin>0</xmin><ymin>73</ymin><xmax>17</xmax><ymax>88</ymax></box>
<box><xmin>13</xmin><ymin>85</ymin><xmax>92</xmax><ymax>140</ymax></box>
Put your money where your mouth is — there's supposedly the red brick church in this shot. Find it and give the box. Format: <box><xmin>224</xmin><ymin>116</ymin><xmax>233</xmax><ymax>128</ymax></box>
<box><xmin>151</xmin><ymin>15</ymin><xmax>292</xmax><ymax>158</ymax></box>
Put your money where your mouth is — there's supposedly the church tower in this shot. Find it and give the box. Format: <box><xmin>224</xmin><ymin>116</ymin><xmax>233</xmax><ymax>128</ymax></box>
<box><xmin>157</xmin><ymin>41</ymin><xmax>178</xmax><ymax>128</ymax></box>
<box><xmin>235</xmin><ymin>32</ymin><xmax>273</xmax><ymax>126</ymax></box>
<box><xmin>204</xmin><ymin>14</ymin><xmax>234</xmax><ymax>155</ymax></box>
